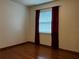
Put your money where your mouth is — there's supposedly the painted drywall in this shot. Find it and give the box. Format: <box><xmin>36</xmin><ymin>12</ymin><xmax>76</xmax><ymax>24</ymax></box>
<box><xmin>59</xmin><ymin>0</ymin><xmax>79</xmax><ymax>52</ymax></box>
<box><xmin>40</xmin><ymin>34</ymin><xmax>51</xmax><ymax>46</ymax></box>
<box><xmin>28</xmin><ymin>0</ymin><xmax>79</xmax><ymax>52</ymax></box>
<box><xmin>0</xmin><ymin>0</ymin><xmax>29</xmax><ymax>48</ymax></box>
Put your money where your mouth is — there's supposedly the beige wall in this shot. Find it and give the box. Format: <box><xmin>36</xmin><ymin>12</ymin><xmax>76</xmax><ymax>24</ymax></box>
<box><xmin>0</xmin><ymin>0</ymin><xmax>29</xmax><ymax>48</ymax></box>
<box><xmin>59</xmin><ymin>0</ymin><xmax>79</xmax><ymax>52</ymax></box>
<box><xmin>40</xmin><ymin>34</ymin><xmax>51</xmax><ymax>46</ymax></box>
<box><xmin>28</xmin><ymin>0</ymin><xmax>79</xmax><ymax>52</ymax></box>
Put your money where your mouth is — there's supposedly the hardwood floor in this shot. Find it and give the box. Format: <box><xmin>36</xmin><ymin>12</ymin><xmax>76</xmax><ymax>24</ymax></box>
<box><xmin>0</xmin><ymin>43</ymin><xmax>79</xmax><ymax>59</ymax></box>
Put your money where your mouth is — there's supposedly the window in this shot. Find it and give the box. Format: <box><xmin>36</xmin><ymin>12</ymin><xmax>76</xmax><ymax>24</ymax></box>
<box><xmin>39</xmin><ymin>9</ymin><xmax>52</xmax><ymax>33</ymax></box>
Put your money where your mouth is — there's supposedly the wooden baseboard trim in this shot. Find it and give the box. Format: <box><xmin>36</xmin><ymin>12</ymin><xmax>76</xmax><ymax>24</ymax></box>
<box><xmin>0</xmin><ymin>42</ymin><xmax>29</xmax><ymax>51</ymax></box>
<box><xmin>59</xmin><ymin>48</ymin><xmax>79</xmax><ymax>55</ymax></box>
<box><xmin>27</xmin><ymin>42</ymin><xmax>79</xmax><ymax>54</ymax></box>
<box><xmin>0</xmin><ymin>41</ymin><xmax>79</xmax><ymax>55</ymax></box>
<box><xmin>27</xmin><ymin>41</ymin><xmax>51</xmax><ymax>48</ymax></box>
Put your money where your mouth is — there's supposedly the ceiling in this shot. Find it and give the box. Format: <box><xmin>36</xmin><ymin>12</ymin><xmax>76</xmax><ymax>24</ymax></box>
<box><xmin>12</xmin><ymin>0</ymin><xmax>54</xmax><ymax>6</ymax></box>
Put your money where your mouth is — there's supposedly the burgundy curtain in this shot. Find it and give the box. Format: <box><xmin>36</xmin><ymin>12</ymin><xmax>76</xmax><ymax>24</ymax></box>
<box><xmin>35</xmin><ymin>10</ymin><xmax>40</xmax><ymax>45</ymax></box>
<box><xmin>51</xmin><ymin>6</ymin><xmax>59</xmax><ymax>49</ymax></box>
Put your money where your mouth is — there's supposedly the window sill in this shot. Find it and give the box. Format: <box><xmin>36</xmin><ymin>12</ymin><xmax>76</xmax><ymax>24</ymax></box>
<box><xmin>39</xmin><ymin>32</ymin><xmax>51</xmax><ymax>35</ymax></box>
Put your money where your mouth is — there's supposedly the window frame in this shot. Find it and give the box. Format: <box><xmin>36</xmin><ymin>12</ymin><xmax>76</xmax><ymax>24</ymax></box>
<box><xmin>39</xmin><ymin>8</ymin><xmax>52</xmax><ymax>34</ymax></box>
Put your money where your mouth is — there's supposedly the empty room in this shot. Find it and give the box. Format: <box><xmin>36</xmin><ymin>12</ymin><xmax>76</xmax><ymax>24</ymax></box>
<box><xmin>0</xmin><ymin>0</ymin><xmax>79</xmax><ymax>59</ymax></box>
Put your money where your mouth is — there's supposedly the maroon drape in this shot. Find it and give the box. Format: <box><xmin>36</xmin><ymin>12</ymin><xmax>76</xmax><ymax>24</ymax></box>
<box><xmin>51</xmin><ymin>6</ymin><xmax>59</xmax><ymax>49</ymax></box>
<box><xmin>35</xmin><ymin>10</ymin><xmax>40</xmax><ymax>45</ymax></box>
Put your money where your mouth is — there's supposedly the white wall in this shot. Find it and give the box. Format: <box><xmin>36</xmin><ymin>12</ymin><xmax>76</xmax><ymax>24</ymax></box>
<box><xmin>0</xmin><ymin>0</ymin><xmax>29</xmax><ymax>48</ymax></box>
<box><xmin>28</xmin><ymin>0</ymin><xmax>79</xmax><ymax>52</ymax></box>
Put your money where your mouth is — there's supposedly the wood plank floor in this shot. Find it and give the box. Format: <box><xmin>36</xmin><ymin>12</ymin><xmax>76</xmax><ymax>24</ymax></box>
<box><xmin>0</xmin><ymin>43</ymin><xmax>79</xmax><ymax>59</ymax></box>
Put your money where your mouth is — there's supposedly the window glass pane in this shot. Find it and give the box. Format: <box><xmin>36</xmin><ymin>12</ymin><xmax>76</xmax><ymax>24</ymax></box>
<box><xmin>39</xmin><ymin>23</ymin><xmax>51</xmax><ymax>33</ymax></box>
<box><xmin>39</xmin><ymin>9</ymin><xmax>52</xmax><ymax>22</ymax></box>
<box><xmin>39</xmin><ymin>9</ymin><xmax>52</xmax><ymax>33</ymax></box>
